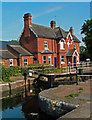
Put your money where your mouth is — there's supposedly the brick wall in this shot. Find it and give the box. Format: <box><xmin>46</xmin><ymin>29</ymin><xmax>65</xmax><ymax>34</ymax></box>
<box><xmin>2</xmin><ymin>59</ymin><xmax>17</xmax><ymax>67</ymax></box>
<box><xmin>20</xmin><ymin>56</ymin><xmax>33</xmax><ymax>66</ymax></box>
<box><xmin>19</xmin><ymin>31</ymin><xmax>37</xmax><ymax>54</ymax></box>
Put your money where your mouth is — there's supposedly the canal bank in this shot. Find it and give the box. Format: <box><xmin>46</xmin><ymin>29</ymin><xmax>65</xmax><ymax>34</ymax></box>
<box><xmin>39</xmin><ymin>80</ymin><xmax>91</xmax><ymax>119</ymax></box>
<box><xmin>0</xmin><ymin>76</ymin><xmax>35</xmax><ymax>99</ymax></box>
<box><xmin>0</xmin><ymin>76</ymin><xmax>91</xmax><ymax>119</ymax></box>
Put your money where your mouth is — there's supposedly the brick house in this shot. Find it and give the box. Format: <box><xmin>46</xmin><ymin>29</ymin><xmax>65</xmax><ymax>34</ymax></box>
<box><xmin>19</xmin><ymin>13</ymin><xmax>80</xmax><ymax>68</ymax></box>
<box><xmin>0</xmin><ymin>41</ymin><xmax>33</xmax><ymax>67</ymax></box>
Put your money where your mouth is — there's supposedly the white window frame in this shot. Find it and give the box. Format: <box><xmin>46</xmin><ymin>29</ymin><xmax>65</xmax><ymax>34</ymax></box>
<box><xmin>43</xmin><ymin>56</ymin><xmax>46</xmax><ymax>64</ymax></box>
<box><xmin>61</xmin><ymin>56</ymin><xmax>65</xmax><ymax>64</ymax></box>
<box><xmin>10</xmin><ymin>59</ymin><xmax>13</xmax><ymax>66</ymax></box>
<box><xmin>24</xmin><ymin>58</ymin><xmax>28</xmax><ymax>65</ymax></box>
<box><xmin>77</xmin><ymin>55</ymin><xmax>79</xmax><ymax>64</ymax></box>
<box><xmin>44</xmin><ymin>41</ymin><xmax>48</xmax><ymax>50</ymax></box>
<box><xmin>48</xmin><ymin>56</ymin><xmax>51</xmax><ymax>65</ymax></box>
<box><xmin>60</xmin><ymin>41</ymin><xmax>65</xmax><ymax>50</ymax></box>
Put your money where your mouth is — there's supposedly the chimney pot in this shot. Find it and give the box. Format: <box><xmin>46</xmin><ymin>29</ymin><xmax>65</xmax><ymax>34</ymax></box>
<box><xmin>50</xmin><ymin>21</ymin><xmax>56</xmax><ymax>29</ymax></box>
<box><xmin>69</xmin><ymin>27</ymin><xmax>73</xmax><ymax>35</ymax></box>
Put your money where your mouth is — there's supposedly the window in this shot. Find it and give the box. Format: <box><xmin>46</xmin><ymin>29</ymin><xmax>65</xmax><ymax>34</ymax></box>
<box><xmin>60</xmin><ymin>41</ymin><xmax>64</xmax><ymax>49</ymax></box>
<box><xmin>43</xmin><ymin>56</ymin><xmax>46</xmax><ymax>64</ymax></box>
<box><xmin>10</xmin><ymin>59</ymin><xmax>13</xmax><ymax>66</ymax></box>
<box><xmin>24</xmin><ymin>58</ymin><xmax>28</xmax><ymax>65</ymax></box>
<box><xmin>74</xmin><ymin>44</ymin><xmax>76</xmax><ymax>49</ymax></box>
<box><xmin>48</xmin><ymin>56</ymin><xmax>51</xmax><ymax>64</ymax></box>
<box><xmin>61</xmin><ymin>56</ymin><xmax>65</xmax><ymax>64</ymax></box>
<box><xmin>44</xmin><ymin>41</ymin><xmax>48</xmax><ymax>50</ymax></box>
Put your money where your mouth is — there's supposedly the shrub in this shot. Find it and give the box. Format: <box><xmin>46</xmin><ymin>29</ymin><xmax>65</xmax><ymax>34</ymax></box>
<box><xmin>1</xmin><ymin>65</ymin><xmax>20</xmax><ymax>82</ymax></box>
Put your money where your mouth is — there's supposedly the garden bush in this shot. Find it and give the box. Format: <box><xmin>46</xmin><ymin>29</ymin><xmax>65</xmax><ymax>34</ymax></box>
<box><xmin>1</xmin><ymin>65</ymin><xmax>21</xmax><ymax>82</ymax></box>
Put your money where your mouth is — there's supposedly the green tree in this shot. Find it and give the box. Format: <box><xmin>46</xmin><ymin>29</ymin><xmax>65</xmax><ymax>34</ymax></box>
<box><xmin>80</xmin><ymin>46</ymin><xmax>86</xmax><ymax>53</ymax></box>
<box><xmin>9</xmin><ymin>40</ymin><xmax>18</xmax><ymax>42</ymax></box>
<box><xmin>81</xmin><ymin>19</ymin><xmax>92</xmax><ymax>60</ymax></box>
<box><xmin>80</xmin><ymin>46</ymin><xmax>90</xmax><ymax>61</ymax></box>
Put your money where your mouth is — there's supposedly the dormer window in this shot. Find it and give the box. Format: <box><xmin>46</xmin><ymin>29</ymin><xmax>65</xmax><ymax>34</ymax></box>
<box><xmin>74</xmin><ymin>44</ymin><xmax>76</xmax><ymax>49</ymax></box>
<box><xmin>60</xmin><ymin>40</ymin><xmax>65</xmax><ymax>50</ymax></box>
<box><xmin>44</xmin><ymin>41</ymin><xmax>48</xmax><ymax>50</ymax></box>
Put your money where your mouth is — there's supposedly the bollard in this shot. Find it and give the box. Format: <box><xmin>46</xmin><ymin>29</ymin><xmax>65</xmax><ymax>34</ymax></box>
<box><xmin>29</xmin><ymin>70</ymin><xmax>32</xmax><ymax>77</ymax></box>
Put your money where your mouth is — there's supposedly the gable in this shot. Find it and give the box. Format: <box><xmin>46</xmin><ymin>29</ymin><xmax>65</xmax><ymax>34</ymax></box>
<box><xmin>66</xmin><ymin>32</ymin><xmax>73</xmax><ymax>40</ymax></box>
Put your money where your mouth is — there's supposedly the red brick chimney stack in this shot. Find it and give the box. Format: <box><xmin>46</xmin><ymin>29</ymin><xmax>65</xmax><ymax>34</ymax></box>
<box><xmin>50</xmin><ymin>21</ymin><xmax>56</xmax><ymax>29</ymax></box>
<box><xmin>23</xmin><ymin>13</ymin><xmax>32</xmax><ymax>37</ymax></box>
<box><xmin>69</xmin><ymin>27</ymin><xmax>73</xmax><ymax>35</ymax></box>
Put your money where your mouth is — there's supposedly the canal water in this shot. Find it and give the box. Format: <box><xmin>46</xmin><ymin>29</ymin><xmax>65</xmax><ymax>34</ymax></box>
<box><xmin>1</xmin><ymin>78</ymin><xmax>76</xmax><ymax>120</ymax></box>
<box><xmin>1</xmin><ymin>84</ymin><xmax>57</xmax><ymax>120</ymax></box>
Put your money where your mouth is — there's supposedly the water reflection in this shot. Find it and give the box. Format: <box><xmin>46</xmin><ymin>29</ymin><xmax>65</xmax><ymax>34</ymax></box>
<box><xmin>1</xmin><ymin>78</ymin><xmax>54</xmax><ymax>120</ymax></box>
<box><xmin>1</xmin><ymin>77</ymin><xmax>65</xmax><ymax>120</ymax></box>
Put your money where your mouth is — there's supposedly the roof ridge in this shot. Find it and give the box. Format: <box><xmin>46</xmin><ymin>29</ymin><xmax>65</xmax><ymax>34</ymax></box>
<box><xmin>31</xmin><ymin>23</ymin><xmax>53</xmax><ymax>29</ymax></box>
<box><xmin>10</xmin><ymin>44</ymin><xmax>20</xmax><ymax>46</ymax></box>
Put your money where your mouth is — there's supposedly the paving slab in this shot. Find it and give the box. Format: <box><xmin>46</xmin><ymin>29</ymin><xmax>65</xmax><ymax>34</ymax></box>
<box><xmin>58</xmin><ymin>101</ymin><xmax>90</xmax><ymax>119</ymax></box>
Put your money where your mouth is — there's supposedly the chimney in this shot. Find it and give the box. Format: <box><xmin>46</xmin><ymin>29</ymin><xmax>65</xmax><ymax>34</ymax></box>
<box><xmin>50</xmin><ymin>21</ymin><xmax>56</xmax><ymax>29</ymax></box>
<box><xmin>23</xmin><ymin>13</ymin><xmax>32</xmax><ymax>37</ymax></box>
<box><xmin>69</xmin><ymin>27</ymin><xmax>73</xmax><ymax>35</ymax></box>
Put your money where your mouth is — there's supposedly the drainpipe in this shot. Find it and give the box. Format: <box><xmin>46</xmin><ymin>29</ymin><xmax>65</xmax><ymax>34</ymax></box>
<box><xmin>20</xmin><ymin>54</ymin><xmax>22</xmax><ymax>66</ymax></box>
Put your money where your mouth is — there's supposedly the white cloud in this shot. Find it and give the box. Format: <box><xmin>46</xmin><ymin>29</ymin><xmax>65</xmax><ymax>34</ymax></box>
<box><xmin>33</xmin><ymin>6</ymin><xmax>63</xmax><ymax>19</ymax></box>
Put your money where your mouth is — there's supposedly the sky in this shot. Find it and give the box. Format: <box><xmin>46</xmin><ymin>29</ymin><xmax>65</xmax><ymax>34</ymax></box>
<box><xmin>1</xmin><ymin>1</ymin><xmax>91</xmax><ymax>46</ymax></box>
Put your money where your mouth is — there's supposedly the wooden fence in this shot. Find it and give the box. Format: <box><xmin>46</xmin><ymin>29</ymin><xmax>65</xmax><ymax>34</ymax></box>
<box><xmin>27</xmin><ymin>61</ymin><xmax>92</xmax><ymax>74</ymax></box>
<box><xmin>26</xmin><ymin>65</ymin><xmax>92</xmax><ymax>88</ymax></box>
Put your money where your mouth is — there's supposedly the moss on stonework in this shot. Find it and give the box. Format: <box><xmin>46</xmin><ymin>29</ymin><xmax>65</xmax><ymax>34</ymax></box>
<box><xmin>65</xmin><ymin>93</ymin><xmax>79</xmax><ymax>99</ymax></box>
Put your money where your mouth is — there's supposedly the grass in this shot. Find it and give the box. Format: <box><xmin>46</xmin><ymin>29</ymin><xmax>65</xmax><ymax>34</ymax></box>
<box><xmin>65</xmin><ymin>93</ymin><xmax>79</xmax><ymax>99</ymax></box>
